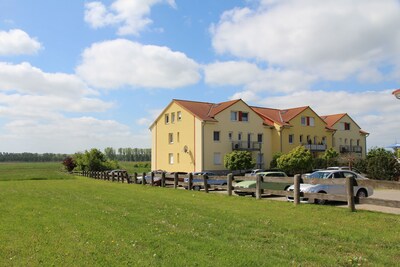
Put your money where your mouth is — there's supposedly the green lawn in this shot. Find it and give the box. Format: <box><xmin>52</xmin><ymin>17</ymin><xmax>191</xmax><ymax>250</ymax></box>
<box><xmin>1</xmin><ymin>163</ymin><xmax>399</xmax><ymax>266</ymax></box>
<box><xmin>0</xmin><ymin>162</ymin><xmax>73</xmax><ymax>181</ymax></box>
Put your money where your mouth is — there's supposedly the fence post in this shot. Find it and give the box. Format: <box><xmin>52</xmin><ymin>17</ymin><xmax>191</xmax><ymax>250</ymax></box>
<box><xmin>294</xmin><ymin>174</ymin><xmax>301</xmax><ymax>205</ymax></box>
<box><xmin>188</xmin><ymin>173</ymin><xmax>193</xmax><ymax>190</ymax></box>
<box><xmin>142</xmin><ymin>172</ymin><xmax>146</xmax><ymax>185</ymax></box>
<box><xmin>126</xmin><ymin>172</ymin><xmax>131</xmax><ymax>184</ymax></box>
<box><xmin>150</xmin><ymin>172</ymin><xmax>155</xmax><ymax>186</ymax></box>
<box><xmin>174</xmin><ymin>173</ymin><xmax>178</xmax><ymax>189</ymax></box>
<box><xmin>121</xmin><ymin>172</ymin><xmax>124</xmax><ymax>183</ymax></box>
<box><xmin>346</xmin><ymin>176</ymin><xmax>356</xmax><ymax>212</ymax></box>
<box><xmin>256</xmin><ymin>174</ymin><xmax>263</xmax><ymax>199</ymax></box>
<box><xmin>203</xmin><ymin>174</ymin><xmax>209</xmax><ymax>193</ymax></box>
<box><xmin>111</xmin><ymin>172</ymin><xmax>115</xmax><ymax>182</ymax></box>
<box><xmin>161</xmin><ymin>172</ymin><xmax>166</xmax><ymax>187</ymax></box>
<box><xmin>227</xmin><ymin>174</ymin><xmax>233</xmax><ymax>196</ymax></box>
<box><xmin>133</xmin><ymin>172</ymin><xmax>137</xmax><ymax>184</ymax></box>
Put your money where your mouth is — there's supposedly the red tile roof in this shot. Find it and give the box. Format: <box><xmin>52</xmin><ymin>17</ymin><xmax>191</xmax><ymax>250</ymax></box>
<box><xmin>251</xmin><ymin>106</ymin><xmax>309</xmax><ymax>126</ymax></box>
<box><xmin>321</xmin><ymin>113</ymin><xmax>346</xmax><ymax>128</ymax></box>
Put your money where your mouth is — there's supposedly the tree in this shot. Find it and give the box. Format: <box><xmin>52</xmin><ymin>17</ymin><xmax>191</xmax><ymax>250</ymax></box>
<box><xmin>104</xmin><ymin>147</ymin><xmax>117</xmax><ymax>160</ymax></box>
<box><xmin>321</xmin><ymin>147</ymin><xmax>339</xmax><ymax>168</ymax></box>
<box><xmin>74</xmin><ymin>148</ymin><xmax>119</xmax><ymax>171</ymax></box>
<box><xmin>224</xmin><ymin>151</ymin><xmax>255</xmax><ymax>172</ymax></box>
<box><xmin>277</xmin><ymin>146</ymin><xmax>312</xmax><ymax>175</ymax></box>
<box><xmin>270</xmin><ymin>152</ymin><xmax>283</xmax><ymax>169</ymax></box>
<box><xmin>366</xmin><ymin>148</ymin><xmax>400</xmax><ymax>181</ymax></box>
<box><xmin>62</xmin><ymin>156</ymin><xmax>76</xmax><ymax>172</ymax></box>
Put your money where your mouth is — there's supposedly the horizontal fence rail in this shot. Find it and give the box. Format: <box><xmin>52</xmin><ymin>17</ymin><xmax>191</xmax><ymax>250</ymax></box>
<box><xmin>73</xmin><ymin>171</ymin><xmax>400</xmax><ymax>211</ymax></box>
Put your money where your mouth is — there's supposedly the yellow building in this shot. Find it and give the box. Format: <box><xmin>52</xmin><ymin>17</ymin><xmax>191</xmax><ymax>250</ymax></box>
<box><xmin>150</xmin><ymin>99</ymin><xmax>368</xmax><ymax>173</ymax></box>
<box><xmin>321</xmin><ymin>113</ymin><xmax>369</xmax><ymax>158</ymax></box>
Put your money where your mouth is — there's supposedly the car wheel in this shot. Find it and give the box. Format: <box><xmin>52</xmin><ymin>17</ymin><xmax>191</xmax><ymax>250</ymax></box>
<box><xmin>314</xmin><ymin>191</ymin><xmax>327</xmax><ymax>205</ymax></box>
<box><xmin>193</xmin><ymin>185</ymin><xmax>201</xmax><ymax>191</ymax></box>
<box><xmin>356</xmin><ymin>189</ymin><xmax>368</xmax><ymax>204</ymax></box>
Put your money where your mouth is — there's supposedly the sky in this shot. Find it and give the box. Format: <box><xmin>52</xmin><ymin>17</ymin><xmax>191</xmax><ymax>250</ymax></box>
<box><xmin>0</xmin><ymin>0</ymin><xmax>399</xmax><ymax>154</ymax></box>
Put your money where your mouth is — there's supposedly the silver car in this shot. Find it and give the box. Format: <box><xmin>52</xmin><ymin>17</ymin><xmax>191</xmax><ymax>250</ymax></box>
<box><xmin>287</xmin><ymin>170</ymin><xmax>373</xmax><ymax>204</ymax></box>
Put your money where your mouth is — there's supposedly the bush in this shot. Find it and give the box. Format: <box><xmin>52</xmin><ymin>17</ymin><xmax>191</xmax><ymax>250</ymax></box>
<box><xmin>366</xmin><ymin>148</ymin><xmax>400</xmax><ymax>181</ymax></box>
<box><xmin>270</xmin><ymin>153</ymin><xmax>283</xmax><ymax>169</ymax></box>
<box><xmin>62</xmin><ymin>156</ymin><xmax>76</xmax><ymax>172</ymax></box>
<box><xmin>277</xmin><ymin>146</ymin><xmax>312</xmax><ymax>175</ymax></box>
<box><xmin>74</xmin><ymin>149</ymin><xmax>119</xmax><ymax>171</ymax></box>
<box><xmin>224</xmin><ymin>151</ymin><xmax>255</xmax><ymax>172</ymax></box>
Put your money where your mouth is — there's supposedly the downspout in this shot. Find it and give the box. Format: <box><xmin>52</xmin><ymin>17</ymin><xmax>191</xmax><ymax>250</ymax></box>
<box><xmin>279</xmin><ymin>127</ymin><xmax>284</xmax><ymax>153</ymax></box>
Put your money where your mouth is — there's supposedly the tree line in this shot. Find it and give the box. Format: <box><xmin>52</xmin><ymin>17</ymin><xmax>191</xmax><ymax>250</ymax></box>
<box><xmin>0</xmin><ymin>152</ymin><xmax>69</xmax><ymax>162</ymax></box>
<box><xmin>0</xmin><ymin>147</ymin><xmax>151</xmax><ymax>163</ymax></box>
<box><xmin>104</xmin><ymin>147</ymin><xmax>151</xmax><ymax>162</ymax></box>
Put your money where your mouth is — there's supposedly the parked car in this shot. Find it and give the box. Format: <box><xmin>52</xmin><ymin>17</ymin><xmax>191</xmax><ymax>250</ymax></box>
<box><xmin>184</xmin><ymin>172</ymin><xmax>225</xmax><ymax>190</ymax></box>
<box><xmin>245</xmin><ymin>169</ymin><xmax>266</xmax><ymax>177</ymax></box>
<box><xmin>234</xmin><ymin>171</ymin><xmax>290</xmax><ymax>197</ymax></box>
<box><xmin>287</xmin><ymin>170</ymin><xmax>373</xmax><ymax>204</ymax></box>
<box><xmin>326</xmin><ymin>166</ymin><xmax>362</xmax><ymax>174</ymax></box>
<box><xmin>137</xmin><ymin>170</ymin><xmax>164</xmax><ymax>185</ymax></box>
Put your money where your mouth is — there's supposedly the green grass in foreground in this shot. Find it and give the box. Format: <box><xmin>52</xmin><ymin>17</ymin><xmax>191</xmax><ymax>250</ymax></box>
<box><xmin>0</xmin><ymin>164</ymin><xmax>399</xmax><ymax>266</ymax></box>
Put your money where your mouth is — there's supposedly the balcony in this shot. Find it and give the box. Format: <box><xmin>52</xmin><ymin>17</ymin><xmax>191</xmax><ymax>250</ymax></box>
<box><xmin>340</xmin><ymin>145</ymin><xmax>362</xmax><ymax>153</ymax></box>
<box><xmin>303</xmin><ymin>143</ymin><xmax>327</xmax><ymax>152</ymax></box>
<box><xmin>232</xmin><ymin>141</ymin><xmax>262</xmax><ymax>151</ymax></box>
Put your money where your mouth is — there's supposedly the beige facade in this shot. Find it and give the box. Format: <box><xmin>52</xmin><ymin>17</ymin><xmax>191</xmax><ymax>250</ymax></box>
<box><xmin>150</xmin><ymin>99</ymin><xmax>368</xmax><ymax>173</ymax></box>
<box><xmin>323</xmin><ymin>114</ymin><xmax>368</xmax><ymax>158</ymax></box>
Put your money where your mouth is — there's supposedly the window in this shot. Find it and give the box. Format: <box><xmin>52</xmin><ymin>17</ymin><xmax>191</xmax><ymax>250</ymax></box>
<box><xmin>171</xmin><ymin>112</ymin><xmax>175</xmax><ymax>123</ymax></box>
<box><xmin>214</xmin><ymin>152</ymin><xmax>222</xmax><ymax>165</ymax></box>
<box><xmin>299</xmin><ymin>135</ymin><xmax>303</xmax><ymax>143</ymax></box>
<box><xmin>177</xmin><ymin>111</ymin><xmax>182</xmax><ymax>121</ymax></box>
<box><xmin>165</xmin><ymin>114</ymin><xmax>169</xmax><ymax>124</ymax></box>
<box><xmin>169</xmin><ymin>153</ymin><xmax>174</xmax><ymax>164</ymax></box>
<box><xmin>257</xmin><ymin>133</ymin><xmax>263</xmax><ymax>143</ymax></box>
<box><xmin>231</xmin><ymin>111</ymin><xmax>237</xmax><ymax>121</ymax></box>
<box><xmin>357</xmin><ymin>139</ymin><xmax>360</xmax><ymax>146</ymax></box>
<box><xmin>301</xmin><ymin>116</ymin><xmax>315</xmax><ymax>126</ymax></box>
<box><xmin>340</xmin><ymin>122</ymin><xmax>350</xmax><ymax>130</ymax></box>
<box><xmin>289</xmin><ymin>134</ymin><xmax>294</xmax><ymax>144</ymax></box>
<box><xmin>238</xmin><ymin>132</ymin><xmax>242</xmax><ymax>141</ymax></box>
<box><xmin>228</xmin><ymin>132</ymin><xmax>233</xmax><ymax>141</ymax></box>
<box><xmin>231</xmin><ymin>111</ymin><xmax>249</xmax><ymax>122</ymax></box>
<box><xmin>168</xmin><ymin>133</ymin><xmax>173</xmax><ymax>144</ymax></box>
<box><xmin>213</xmin><ymin>131</ymin><xmax>220</xmax><ymax>141</ymax></box>
<box><xmin>241</xmin><ymin>112</ymin><xmax>249</xmax><ymax>122</ymax></box>
<box><xmin>322</xmin><ymin>136</ymin><xmax>326</xmax><ymax>145</ymax></box>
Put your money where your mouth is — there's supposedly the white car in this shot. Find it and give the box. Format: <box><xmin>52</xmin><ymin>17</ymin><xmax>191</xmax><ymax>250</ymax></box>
<box><xmin>287</xmin><ymin>170</ymin><xmax>373</xmax><ymax>204</ymax></box>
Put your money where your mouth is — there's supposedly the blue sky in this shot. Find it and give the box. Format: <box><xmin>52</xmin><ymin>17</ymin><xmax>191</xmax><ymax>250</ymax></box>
<box><xmin>0</xmin><ymin>0</ymin><xmax>399</xmax><ymax>153</ymax></box>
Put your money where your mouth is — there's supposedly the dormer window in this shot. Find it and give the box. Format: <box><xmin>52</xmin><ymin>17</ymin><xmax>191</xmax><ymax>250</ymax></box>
<box><xmin>301</xmin><ymin>116</ymin><xmax>314</xmax><ymax>126</ymax></box>
<box><xmin>231</xmin><ymin>111</ymin><xmax>249</xmax><ymax>122</ymax></box>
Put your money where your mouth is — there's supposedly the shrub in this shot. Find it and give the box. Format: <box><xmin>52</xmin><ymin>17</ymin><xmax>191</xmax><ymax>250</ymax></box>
<box><xmin>73</xmin><ymin>149</ymin><xmax>119</xmax><ymax>171</ymax></box>
<box><xmin>62</xmin><ymin>156</ymin><xmax>76</xmax><ymax>172</ymax></box>
<box><xmin>224</xmin><ymin>151</ymin><xmax>255</xmax><ymax>172</ymax></box>
<box><xmin>366</xmin><ymin>148</ymin><xmax>400</xmax><ymax>181</ymax></box>
<box><xmin>277</xmin><ymin>146</ymin><xmax>312</xmax><ymax>175</ymax></box>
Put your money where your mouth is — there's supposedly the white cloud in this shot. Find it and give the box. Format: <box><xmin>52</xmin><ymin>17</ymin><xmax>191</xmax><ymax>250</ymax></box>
<box><xmin>0</xmin><ymin>62</ymin><xmax>97</xmax><ymax>97</ymax></box>
<box><xmin>252</xmin><ymin>89</ymin><xmax>400</xmax><ymax>149</ymax></box>
<box><xmin>0</xmin><ymin>29</ymin><xmax>42</xmax><ymax>56</ymax></box>
<box><xmin>84</xmin><ymin>0</ymin><xmax>176</xmax><ymax>35</ymax></box>
<box><xmin>211</xmin><ymin>0</ymin><xmax>400</xmax><ymax>81</ymax></box>
<box><xmin>205</xmin><ymin>61</ymin><xmax>316</xmax><ymax>93</ymax></box>
<box><xmin>76</xmin><ymin>39</ymin><xmax>201</xmax><ymax>89</ymax></box>
<box><xmin>0</xmin><ymin>116</ymin><xmax>150</xmax><ymax>153</ymax></box>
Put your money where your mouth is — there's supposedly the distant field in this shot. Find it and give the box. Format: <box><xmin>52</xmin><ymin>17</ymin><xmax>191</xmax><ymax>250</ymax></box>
<box><xmin>0</xmin><ymin>162</ymin><xmax>73</xmax><ymax>181</ymax></box>
<box><xmin>1</xmin><ymin>162</ymin><xmax>399</xmax><ymax>266</ymax></box>
<box><xmin>118</xmin><ymin>161</ymin><xmax>151</xmax><ymax>174</ymax></box>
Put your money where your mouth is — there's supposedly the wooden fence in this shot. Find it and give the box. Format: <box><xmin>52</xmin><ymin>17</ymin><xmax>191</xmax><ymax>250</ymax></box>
<box><xmin>74</xmin><ymin>171</ymin><xmax>400</xmax><ymax>212</ymax></box>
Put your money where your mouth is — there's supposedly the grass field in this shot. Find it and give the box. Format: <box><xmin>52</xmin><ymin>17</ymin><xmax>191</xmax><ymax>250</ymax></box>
<box><xmin>1</xmin><ymin>163</ymin><xmax>399</xmax><ymax>266</ymax></box>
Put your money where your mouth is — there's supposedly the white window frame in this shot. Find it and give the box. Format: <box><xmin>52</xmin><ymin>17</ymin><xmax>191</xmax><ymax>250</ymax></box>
<box><xmin>213</xmin><ymin>131</ymin><xmax>220</xmax><ymax>142</ymax></box>
<box><xmin>168</xmin><ymin>153</ymin><xmax>174</xmax><ymax>164</ymax></box>
<box><xmin>177</xmin><ymin>111</ymin><xmax>182</xmax><ymax>121</ymax></box>
<box><xmin>165</xmin><ymin>114</ymin><xmax>169</xmax><ymax>124</ymax></box>
<box><xmin>171</xmin><ymin>112</ymin><xmax>175</xmax><ymax>123</ymax></box>
<box><xmin>289</xmin><ymin>134</ymin><xmax>294</xmax><ymax>144</ymax></box>
<box><xmin>168</xmin><ymin>133</ymin><xmax>173</xmax><ymax>144</ymax></box>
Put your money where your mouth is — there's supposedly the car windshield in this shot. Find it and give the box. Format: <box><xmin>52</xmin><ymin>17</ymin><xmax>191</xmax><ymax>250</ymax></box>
<box><xmin>308</xmin><ymin>171</ymin><xmax>331</xmax><ymax>179</ymax></box>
